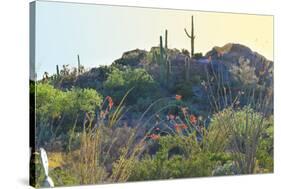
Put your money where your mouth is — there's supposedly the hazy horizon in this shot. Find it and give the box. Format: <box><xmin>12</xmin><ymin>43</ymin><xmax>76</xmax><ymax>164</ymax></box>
<box><xmin>34</xmin><ymin>1</ymin><xmax>273</xmax><ymax>79</ymax></box>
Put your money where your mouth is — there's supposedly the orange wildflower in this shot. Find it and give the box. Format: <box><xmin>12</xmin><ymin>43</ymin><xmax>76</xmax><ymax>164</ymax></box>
<box><xmin>180</xmin><ymin>124</ymin><xmax>188</xmax><ymax>129</ymax></box>
<box><xmin>189</xmin><ymin>114</ymin><xmax>197</xmax><ymax>124</ymax></box>
<box><xmin>175</xmin><ymin>94</ymin><xmax>182</xmax><ymax>101</ymax></box>
<box><xmin>175</xmin><ymin>124</ymin><xmax>188</xmax><ymax>131</ymax></box>
<box><xmin>149</xmin><ymin>134</ymin><xmax>160</xmax><ymax>140</ymax></box>
<box><xmin>174</xmin><ymin>125</ymin><xmax>180</xmax><ymax>132</ymax></box>
<box><xmin>106</xmin><ymin>96</ymin><xmax>114</xmax><ymax>110</ymax></box>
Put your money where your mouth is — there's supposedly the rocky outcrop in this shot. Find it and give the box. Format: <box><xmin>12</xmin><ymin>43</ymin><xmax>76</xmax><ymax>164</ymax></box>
<box><xmin>57</xmin><ymin>43</ymin><xmax>273</xmax><ymax>114</ymax></box>
<box><xmin>113</xmin><ymin>49</ymin><xmax>147</xmax><ymax>67</ymax></box>
<box><xmin>206</xmin><ymin>43</ymin><xmax>273</xmax><ymax>87</ymax></box>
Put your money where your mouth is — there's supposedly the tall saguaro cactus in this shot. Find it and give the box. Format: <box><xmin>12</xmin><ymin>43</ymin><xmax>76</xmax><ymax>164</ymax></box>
<box><xmin>184</xmin><ymin>15</ymin><xmax>195</xmax><ymax>57</ymax></box>
<box><xmin>184</xmin><ymin>56</ymin><xmax>191</xmax><ymax>81</ymax></box>
<box><xmin>160</xmin><ymin>31</ymin><xmax>171</xmax><ymax>86</ymax></box>
<box><xmin>166</xmin><ymin>58</ymin><xmax>171</xmax><ymax>85</ymax></box>
<box><xmin>56</xmin><ymin>65</ymin><xmax>60</xmax><ymax>77</ymax></box>
<box><xmin>165</xmin><ymin>29</ymin><xmax>168</xmax><ymax>49</ymax></box>
<box><xmin>159</xmin><ymin>36</ymin><xmax>164</xmax><ymax>64</ymax></box>
<box><xmin>77</xmin><ymin>54</ymin><xmax>81</xmax><ymax>75</ymax></box>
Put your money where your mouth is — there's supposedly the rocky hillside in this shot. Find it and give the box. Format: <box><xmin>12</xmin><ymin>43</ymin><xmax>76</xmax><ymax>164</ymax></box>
<box><xmin>56</xmin><ymin>43</ymin><xmax>273</xmax><ymax>115</ymax></box>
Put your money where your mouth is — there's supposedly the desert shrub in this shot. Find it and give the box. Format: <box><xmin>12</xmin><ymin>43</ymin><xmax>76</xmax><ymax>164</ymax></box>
<box><xmin>36</xmin><ymin>83</ymin><xmax>102</xmax><ymax>123</ymax></box>
<box><xmin>172</xmin><ymin>82</ymin><xmax>193</xmax><ymax>99</ymax></box>
<box><xmin>129</xmin><ymin>134</ymin><xmax>216</xmax><ymax>181</ymax></box>
<box><xmin>230</xmin><ymin>57</ymin><xmax>258</xmax><ymax>86</ymax></box>
<box><xmin>181</xmin><ymin>49</ymin><xmax>190</xmax><ymax>56</ymax></box>
<box><xmin>62</xmin><ymin>92</ymin><xmax>146</xmax><ymax>185</ymax></box>
<box><xmin>256</xmin><ymin>116</ymin><xmax>273</xmax><ymax>172</ymax></box>
<box><xmin>35</xmin><ymin>83</ymin><xmax>102</xmax><ymax>146</ymax></box>
<box><xmin>30</xmin><ymin>151</ymin><xmax>79</xmax><ymax>187</ymax></box>
<box><xmin>36</xmin><ymin>83</ymin><xmax>65</xmax><ymax>120</ymax></box>
<box><xmin>49</xmin><ymin>168</ymin><xmax>79</xmax><ymax>186</ymax></box>
<box><xmin>66</xmin><ymin>125</ymin><xmax>108</xmax><ymax>184</ymax></box>
<box><xmin>206</xmin><ymin>107</ymin><xmax>273</xmax><ymax>174</ymax></box>
<box><xmin>104</xmin><ymin>68</ymin><xmax>159</xmax><ymax>106</ymax></box>
<box><xmin>193</xmin><ymin>52</ymin><xmax>203</xmax><ymax>59</ymax></box>
<box><xmin>68</xmin><ymin>125</ymin><xmax>143</xmax><ymax>184</ymax></box>
<box><xmin>212</xmin><ymin>161</ymin><xmax>238</xmax><ymax>176</ymax></box>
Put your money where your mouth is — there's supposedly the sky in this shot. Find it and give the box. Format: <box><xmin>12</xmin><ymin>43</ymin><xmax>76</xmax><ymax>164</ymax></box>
<box><xmin>35</xmin><ymin>0</ymin><xmax>273</xmax><ymax>78</ymax></box>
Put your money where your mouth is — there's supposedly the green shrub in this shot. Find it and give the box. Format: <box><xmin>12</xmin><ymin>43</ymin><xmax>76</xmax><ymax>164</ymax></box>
<box><xmin>129</xmin><ymin>134</ymin><xmax>216</xmax><ymax>180</ymax></box>
<box><xmin>35</xmin><ymin>83</ymin><xmax>102</xmax><ymax>146</ymax></box>
<box><xmin>256</xmin><ymin>116</ymin><xmax>273</xmax><ymax>172</ymax></box>
<box><xmin>193</xmin><ymin>53</ymin><xmax>203</xmax><ymax>59</ymax></box>
<box><xmin>49</xmin><ymin>168</ymin><xmax>79</xmax><ymax>186</ymax></box>
<box><xmin>212</xmin><ymin>161</ymin><xmax>238</xmax><ymax>176</ymax></box>
<box><xmin>207</xmin><ymin>107</ymin><xmax>273</xmax><ymax>174</ymax></box>
<box><xmin>104</xmin><ymin>68</ymin><xmax>159</xmax><ymax>106</ymax></box>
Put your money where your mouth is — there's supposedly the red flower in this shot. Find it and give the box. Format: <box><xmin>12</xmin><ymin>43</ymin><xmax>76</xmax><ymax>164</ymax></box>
<box><xmin>106</xmin><ymin>96</ymin><xmax>114</xmax><ymax>110</ymax></box>
<box><xmin>180</xmin><ymin>124</ymin><xmax>188</xmax><ymax>129</ymax></box>
<box><xmin>174</xmin><ymin>124</ymin><xmax>188</xmax><ymax>131</ymax></box>
<box><xmin>189</xmin><ymin>114</ymin><xmax>197</xmax><ymax>124</ymax></box>
<box><xmin>174</xmin><ymin>124</ymin><xmax>181</xmax><ymax>132</ymax></box>
<box><xmin>149</xmin><ymin>134</ymin><xmax>160</xmax><ymax>140</ymax></box>
<box><xmin>175</xmin><ymin>95</ymin><xmax>182</xmax><ymax>101</ymax></box>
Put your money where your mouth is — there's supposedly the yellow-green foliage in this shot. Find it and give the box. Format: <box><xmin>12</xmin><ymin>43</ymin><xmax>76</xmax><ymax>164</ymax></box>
<box><xmin>104</xmin><ymin>68</ymin><xmax>159</xmax><ymax>107</ymax></box>
<box><xmin>35</xmin><ymin>83</ymin><xmax>103</xmax><ymax>146</ymax></box>
<box><xmin>207</xmin><ymin>107</ymin><xmax>273</xmax><ymax>174</ymax></box>
<box><xmin>36</xmin><ymin>83</ymin><xmax>102</xmax><ymax>119</ymax></box>
<box><xmin>256</xmin><ymin>116</ymin><xmax>273</xmax><ymax>172</ymax></box>
<box><xmin>48</xmin><ymin>152</ymin><xmax>64</xmax><ymax>169</ymax></box>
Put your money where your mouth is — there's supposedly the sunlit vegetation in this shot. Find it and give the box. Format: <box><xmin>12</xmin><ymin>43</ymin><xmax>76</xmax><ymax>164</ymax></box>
<box><xmin>31</xmin><ymin>22</ymin><xmax>273</xmax><ymax>187</ymax></box>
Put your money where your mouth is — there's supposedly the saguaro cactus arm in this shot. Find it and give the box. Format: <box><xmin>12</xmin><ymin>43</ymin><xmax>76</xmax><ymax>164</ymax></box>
<box><xmin>184</xmin><ymin>28</ymin><xmax>195</xmax><ymax>39</ymax></box>
<box><xmin>184</xmin><ymin>15</ymin><xmax>195</xmax><ymax>57</ymax></box>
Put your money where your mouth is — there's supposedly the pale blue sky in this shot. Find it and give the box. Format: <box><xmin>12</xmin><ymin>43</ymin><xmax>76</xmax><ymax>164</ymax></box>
<box><xmin>35</xmin><ymin>1</ymin><xmax>273</xmax><ymax>79</ymax></box>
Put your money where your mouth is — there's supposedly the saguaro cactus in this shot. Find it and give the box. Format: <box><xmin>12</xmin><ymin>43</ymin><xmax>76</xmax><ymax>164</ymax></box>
<box><xmin>77</xmin><ymin>54</ymin><xmax>81</xmax><ymax>75</ymax></box>
<box><xmin>184</xmin><ymin>15</ymin><xmax>195</xmax><ymax>57</ymax></box>
<box><xmin>184</xmin><ymin>56</ymin><xmax>191</xmax><ymax>81</ymax></box>
<box><xmin>165</xmin><ymin>29</ymin><xmax>168</xmax><ymax>49</ymax></box>
<box><xmin>56</xmin><ymin>65</ymin><xmax>60</xmax><ymax>76</ymax></box>
<box><xmin>160</xmin><ymin>31</ymin><xmax>171</xmax><ymax>85</ymax></box>
<box><xmin>166</xmin><ymin>58</ymin><xmax>171</xmax><ymax>85</ymax></box>
<box><xmin>159</xmin><ymin>36</ymin><xmax>164</xmax><ymax>65</ymax></box>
